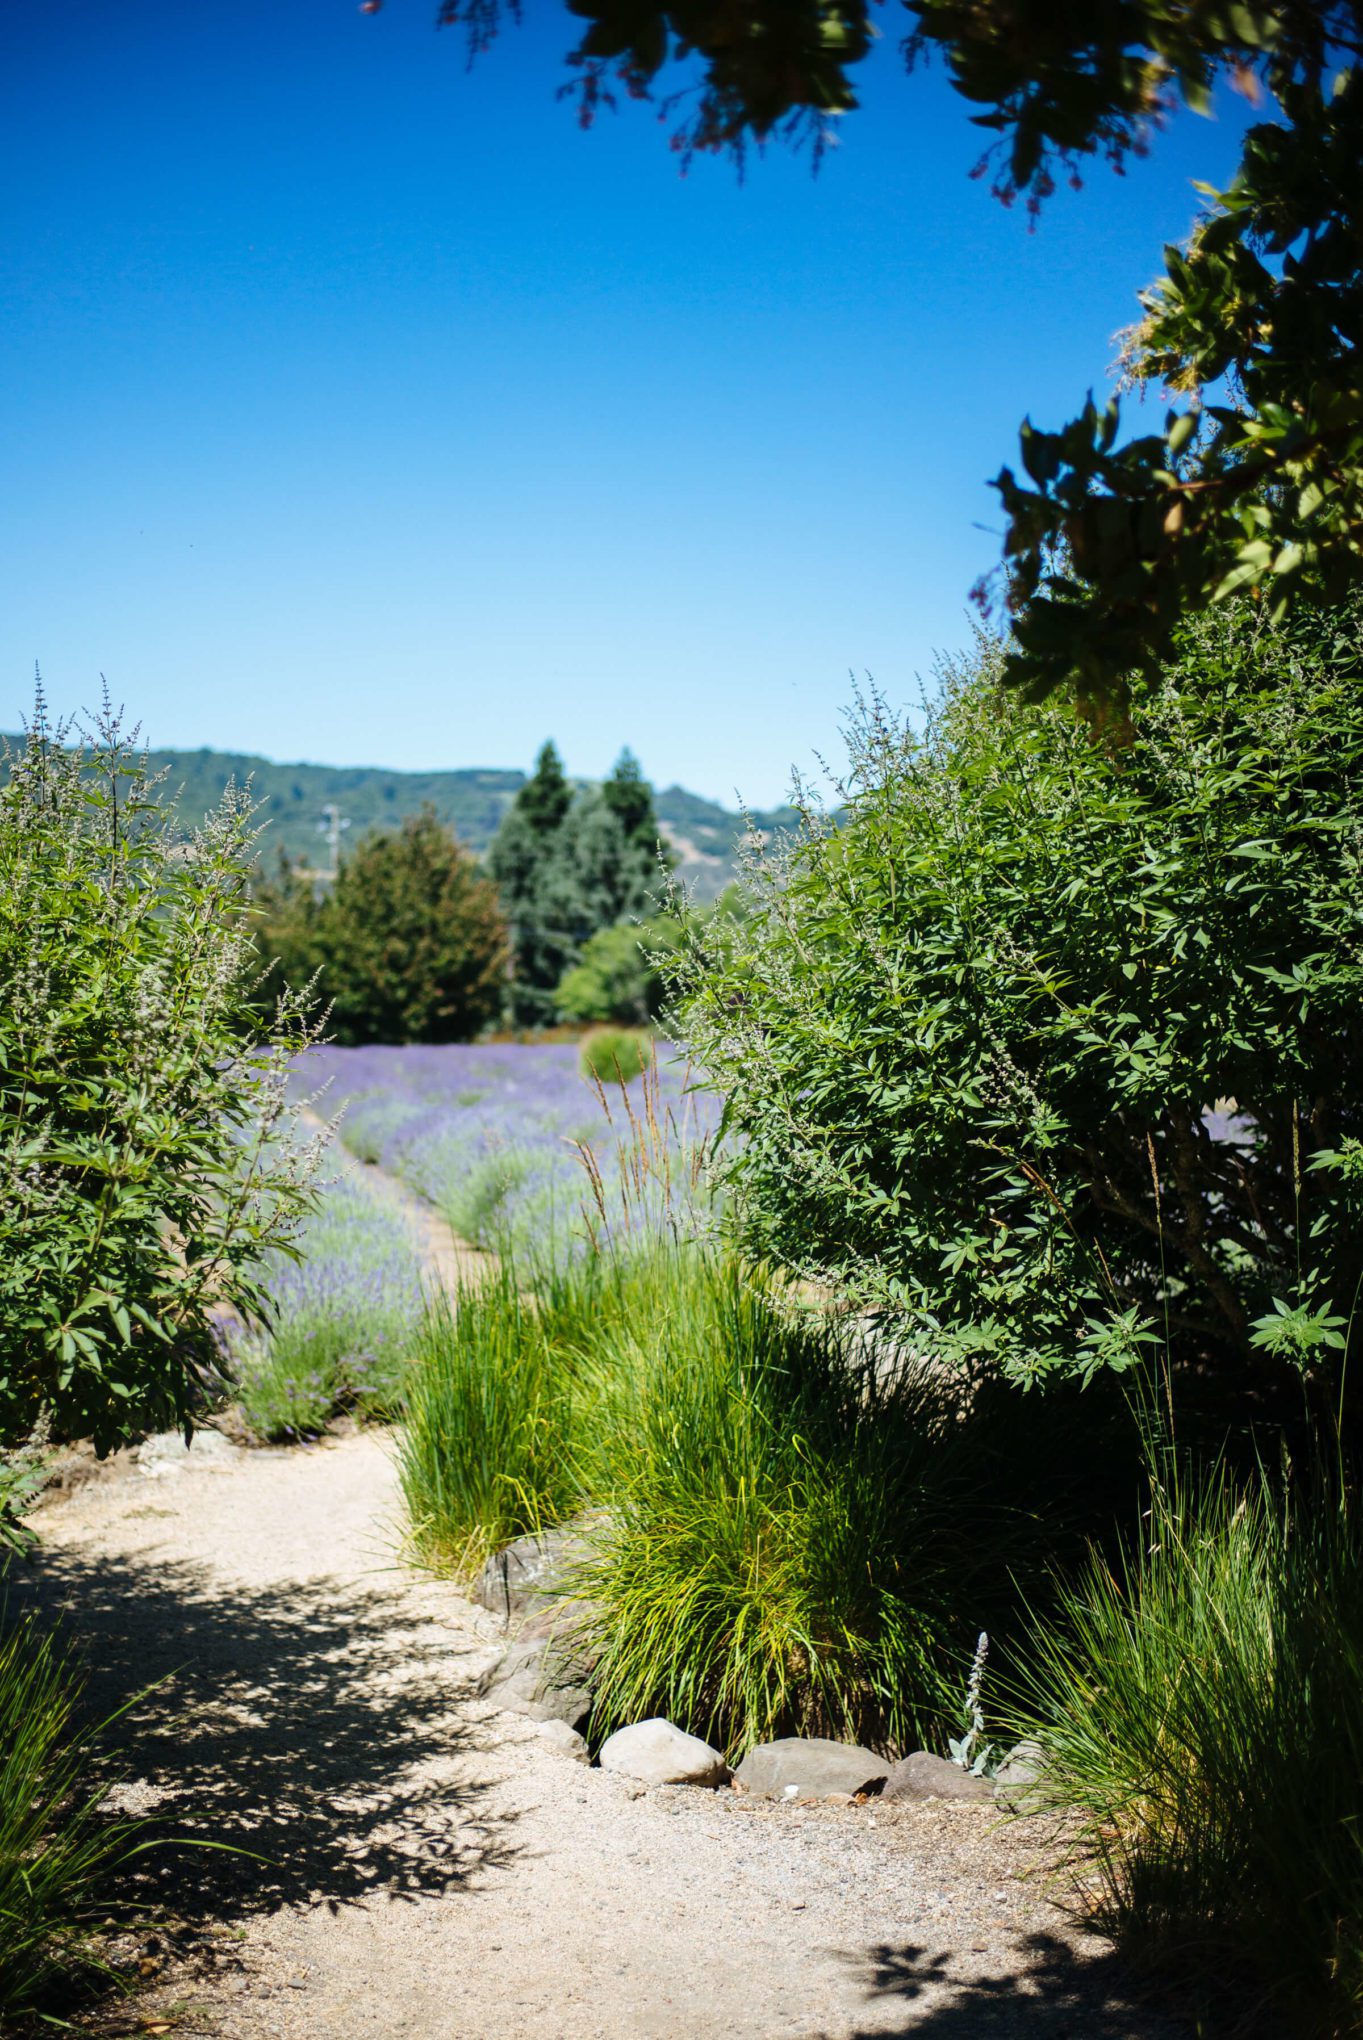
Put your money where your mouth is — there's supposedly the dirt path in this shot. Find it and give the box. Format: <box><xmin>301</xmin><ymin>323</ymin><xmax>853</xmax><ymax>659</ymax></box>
<box><xmin>304</xmin><ymin>1106</ymin><xmax>495</xmax><ymax>1299</ymax></box>
<box><xmin>20</xmin><ymin>1170</ymin><xmax>1187</xmax><ymax>2040</ymax></box>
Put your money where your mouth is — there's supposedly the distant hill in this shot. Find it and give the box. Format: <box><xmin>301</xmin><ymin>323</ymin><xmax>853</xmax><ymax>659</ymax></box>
<box><xmin>2</xmin><ymin>739</ymin><xmax>798</xmax><ymax>901</ymax></box>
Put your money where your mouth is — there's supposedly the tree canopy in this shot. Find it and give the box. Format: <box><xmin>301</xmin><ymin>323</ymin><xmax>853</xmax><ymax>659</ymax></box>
<box><xmin>433</xmin><ymin>1</ymin><xmax>1363</xmax><ymax>710</ymax></box>
<box><xmin>490</xmin><ymin>743</ymin><xmax>676</xmax><ymax>1025</ymax></box>
<box><xmin>254</xmin><ymin>808</ymin><xmax>508</xmax><ymax>1044</ymax></box>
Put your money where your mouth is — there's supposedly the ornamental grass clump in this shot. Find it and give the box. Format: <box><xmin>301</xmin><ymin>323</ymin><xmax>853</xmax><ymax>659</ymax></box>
<box><xmin>0</xmin><ymin>1612</ymin><xmax>136</xmax><ymax>2023</ymax></box>
<box><xmin>1011</xmin><ymin>1467</ymin><xmax>1363</xmax><ymax>2036</ymax></box>
<box><xmin>568</xmin><ymin>1250</ymin><xmax>1007</xmax><ymax>1759</ymax></box>
<box><xmin>398</xmin><ymin>1267</ymin><xmax>577</xmax><ymax>1578</ymax></box>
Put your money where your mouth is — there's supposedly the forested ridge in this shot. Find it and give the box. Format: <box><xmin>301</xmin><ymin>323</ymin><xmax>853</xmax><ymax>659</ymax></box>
<box><xmin>0</xmin><ymin>736</ymin><xmax>796</xmax><ymax>899</ymax></box>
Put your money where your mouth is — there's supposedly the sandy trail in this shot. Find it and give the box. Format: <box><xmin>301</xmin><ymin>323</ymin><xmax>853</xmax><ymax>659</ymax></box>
<box><xmin>20</xmin><ymin>1177</ymin><xmax>1187</xmax><ymax>2040</ymax></box>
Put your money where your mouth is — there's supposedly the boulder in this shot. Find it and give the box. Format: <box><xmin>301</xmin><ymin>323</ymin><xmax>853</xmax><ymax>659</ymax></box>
<box><xmin>473</xmin><ymin>1525</ymin><xmax>594</xmax><ymax>1626</ymax></box>
<box><xmin>477</xmin><ymin>1589</ymin><xmax>599</xmax><ymax>1733</ymax></box>
<box><xmin>734</xmin><ymin>1737</ymin><xmax>887</xmax><ymax>1803</ymax></box>
<box><xmin>481</xmin><ymin>1637</ymin><xmax>593</xmax><ymax>1732</ymax></box>
<box><xmin>993</xmin><ymin>1739</ymin><xmax>1048</xmax><ymax>1814</ymax></box>
<box><xmin>536</xmin><ymin>1719</ymin><xmax>590</xmax><ymax>1764</ymax></box>
<box><xmin>880</xmin><ymin>1751</ymin><xmax>993</xmax><ymax>1804</ymax></box>
<box><xmin>136</xmin><ymin>1429</ymin><xmax>240</xmax><ymax>1477</ymax></box>
<box><xmin>598</xmin><ymin>1719</ymin><xmax>729</xmax><ymax>1789</ymax></box>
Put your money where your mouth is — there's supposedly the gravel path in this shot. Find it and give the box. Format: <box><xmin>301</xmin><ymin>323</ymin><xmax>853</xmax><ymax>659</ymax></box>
<box><xmin>24</xmin><ymin>1436</ymin><xmax>1189</xmax><ymax>2040</ymax></box>
<box><xmin>19</xmin><ymin>1165</ymin><xmax>1189</xmax><ymax>2039</ymax></box>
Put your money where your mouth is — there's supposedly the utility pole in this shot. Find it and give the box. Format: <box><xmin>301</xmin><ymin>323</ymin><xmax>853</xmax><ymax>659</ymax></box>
<box><xmin>318</xmin><ymin>803</ymin><xmax>350</xmax><ymax>882</ymax></box>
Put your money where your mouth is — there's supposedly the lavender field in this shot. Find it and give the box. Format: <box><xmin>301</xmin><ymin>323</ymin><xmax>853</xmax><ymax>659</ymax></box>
<box><xmin>292</xmin><ymin>1041</ymin><xmax>720</xmax><ymax>1261</ymax></box>
<box><xmin>234</xmin><ymin>1177</ymin><xmax>428</xmax><ymax>1441</ymax></box>
<box><xmin>237</xmin><ymin>1042</ymin><xmax>718</xmax><ymax>1439</ymax></box>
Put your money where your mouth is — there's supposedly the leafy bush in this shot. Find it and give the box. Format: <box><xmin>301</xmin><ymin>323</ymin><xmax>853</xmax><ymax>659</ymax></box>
<box><xmin>1011</xmin><ymin>1468</ymin><xmax>1363</xmax><ymax>2036</ymax></box>
<box><xmin>255</xmin><ymin>808</ymin><xmax>508</xmax><ymax>1045</ymax></box>
<box><xmin>675</xmin><ymin>602</ymin><xmax>1363</xmax><ymax>1411</ymax></box>
<box><xmin>578</xmin><ymin>1025</ymin><xmax>652</xmax><ymax>1086</ymax></box>
<box><xmin>0</xmin><ymin>1611</ymin><xmax>135</xmax><ymax>2022</ymax></box>
<box><xmin>0</xmin><ymin>691</ymin><xmax>322</xmax><ymax>1485</ymax></box>
<box><xmin>555</xmin><ymin>914</ymin><xmax>683</xmax><ymax>1025</ymax></box>
<box><xmin>398</xmin><ymin>1271</ymin><xmax>576</xmax><ymax>1577</ymax></box>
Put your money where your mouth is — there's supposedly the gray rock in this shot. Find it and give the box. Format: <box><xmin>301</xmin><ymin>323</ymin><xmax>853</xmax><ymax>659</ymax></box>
<box><xmin>993</xmin><ymin>1739</ymin><xmax>1048</xmax><ymax>1814</ymax></box>
<box><xmin>472</xmin><ymin>1524</ymin><xmax>594</xmax><ymax>1626</ymax></box>
<box><xmin>536</xmin><ymin>1719</ymin><xmax>590</xmax><ymax>1763</ymax></box>
<box><xmin>880</xmin><ymin>1751</ymin><xmax>994</xmax><ymax>1804</ymax></box>
<box><xmin>598</xmin><ymin>1719</ymin><xmax>729</xmax><ymax>1789</ymax></box>
<box><xmin>734</xmin><ymin>1737</ymin><xmax>887</xmax><ymax>1803</ymax></box>
<box><xmin>482</xmin><ymin>1647</ymin><xmax>593</xmax><ymax>1731</ymax></box>
<box><xmin>480</xmin><ymin>1622</ymin><xmax>595</xmax><ymax>1729</ymax></box>
<box><xmin>136</xmin><ymin>1429</ymin><xmax>240</xmax><ymax>1476</ymax></box>
<box><xmin>477</xmin><ymin>1588</ymin><xmax>599</xmax><ymax>1733</ymax></box>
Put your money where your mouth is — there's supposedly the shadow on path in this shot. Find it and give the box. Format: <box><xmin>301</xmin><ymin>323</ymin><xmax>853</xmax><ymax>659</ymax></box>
<box><xmin>838</xmin><ymin>1934</ymin><xmax>1188</xmax><ymax>2040</ymax></box>
<box><xmin>6</xmin><ymin>1546</ymin><xmax>516</xmax><ymax>1923</ymax></box>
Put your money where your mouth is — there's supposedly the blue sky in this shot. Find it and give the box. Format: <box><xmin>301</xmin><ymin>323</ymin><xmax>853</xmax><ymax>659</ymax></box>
<box><xmin>3</xmin><ymin>1</ymin><xmax>1250</xmax><ymax>806</ymax></box>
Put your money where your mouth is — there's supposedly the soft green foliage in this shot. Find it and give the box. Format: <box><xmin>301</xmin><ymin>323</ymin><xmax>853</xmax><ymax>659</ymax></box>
<box><xmin>674</xmin><ymin>604</ymin><xmax>1363</xmax><ymax>1408</ymax></box>
<box><xmin>567</xmin><ymin>1252</ymin><xmax>971</xmax><ymax>1757</ymax></box>
<box><xmin>255</xmin><ymin>808</ymin><xmax>508</xmax><ymax>1045</ymax></box>
<box><xmin>555</xmin><ymin>914</ymin><xmax>683</xmax><ymax>1026</ymax></box>
<box><xmin>441</xmin><ymin>1</ymin><xmax>1362</xmax><ymax>705</ymax></box>
<box><xmin>398</xmin><ymin>1272</ymin><xmax>576</xmax><ymax>1577</ymax></box>
<box><xmin>1011</xmin><ymin>1470</ymin><xmax>1363</xmax><ymax>2034</ymax></box>
<box><xmin>491</xmin><ymin>745</ymin><xmax>676</xmax><ymax>1026</ymax></box>
<box><xmin>0</xmin><ymin>691</ymin><xmax>323</xmax><ymax>1481</ymax></box>
<box><xmin>0</xmin><ymin>1612</ymin><xmax>135</xmax><ymax>2021</ymax></box>
<box><xmin>398</xmin><ymin>1227</ymin><xmax>1094</xmax><ymax>1757</ymax></box>
<box><xmin>578</xmin><ymin>1025</ymin><xmax>653</xmax><ymax>1087</ymax></box>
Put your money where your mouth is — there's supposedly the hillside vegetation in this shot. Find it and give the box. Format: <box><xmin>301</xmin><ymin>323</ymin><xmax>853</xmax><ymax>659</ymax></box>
<box><xmin>0</xmin><ymin>739</ymin><xmax>797</xmax><ymax>900</ymax></box>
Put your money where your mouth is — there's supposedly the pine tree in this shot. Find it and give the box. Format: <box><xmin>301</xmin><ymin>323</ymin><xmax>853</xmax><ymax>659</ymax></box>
<box><xmin>488</xmin><ymin>742</ymin><xmax>676</xmax><ymax>1027</ymax></box>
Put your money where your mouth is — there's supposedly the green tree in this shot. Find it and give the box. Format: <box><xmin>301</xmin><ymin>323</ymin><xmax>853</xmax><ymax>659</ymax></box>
<box><xmin>267</xmin><ymin>809</ymin><xmax>507</xmax><ymax>1045</ymax></box>
<box><xmin>514</xmin><ymin>738</ymin><xmax>572</xmax><ymax>837</ymax></box>
<box><xmin>435</xmin><ymin>0</ymin><xmax>1363</xmax><ymax>707</ymax></box>
<box><xmin>674</xmin><ymin>601</ymin><xmax>1363</xmax><ymax>1415</ymax></box>
<box><xmin>490</xmin><ymin>743</ymin><xmax>675</xmax><ymax>1026</ymax></box>
<box><xmin>0</xmin><ymin>691</ymin><xmax>323</xmax><ymax>1487</ymax></box>
<box><xmin>555</xmin><ymin>913</ymin><xmax>684</xmax><ymax>1026</ymax></box>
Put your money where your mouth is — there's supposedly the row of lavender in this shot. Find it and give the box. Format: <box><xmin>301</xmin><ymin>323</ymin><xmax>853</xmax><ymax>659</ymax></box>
<box><xmin>235</xmin><ymin>1043</ymin><xmax>719</xmax><ymax>1439</ymax></box>
<box><xmin>295</xmin><ymin>1041</ymin><xmax>719</xmax><ymax>1257</ymax></box>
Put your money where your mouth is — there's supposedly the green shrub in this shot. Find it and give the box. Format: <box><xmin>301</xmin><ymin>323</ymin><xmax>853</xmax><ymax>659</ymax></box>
<box><xmin>409</xmin><ymin>1231</ymin><xmax>1076</xmax><ymax>1759</ymax></box>
<box><xmin>0</xmin><ymin>1612</ymin><xmax>135</xmax><ymax>2022</ymax></box>
<box><xmin>579</xmin><ymin>1025</ymin><xmax>652</xmax><ymax>1086</ymax></box>
<box><xmin>0</xmin><ymin>691</ymin><xmax>322</xmax><ymax>1495</ymax></box>
<box><xmin>255</xmin><ymin>808</ymin><xmax>508</xmax><ymax>1045</ymax></box>
<box><xmin>397</xmin><ymin>1272</ymin><xmax>577</xmax><ymax>1577</ymax></box>
<box><xmin>555</xmin><ymin>915</ymin><xmax>683</xmax><ymax>1025</ymax></box>
<box><xmin>576</xmin><ymin>1256</ymin><xmax>974</xmax><ymax>1754</ymax></box>
<box><xmin>1011</xmin><ymin>1468</ymin><xmax>1363</xmax><ymax>2035</ymax></box>
<box><xmin>674</xmin><ymin>601</ymin><xmax>1363</xmax><ymax>1414</ymax></box>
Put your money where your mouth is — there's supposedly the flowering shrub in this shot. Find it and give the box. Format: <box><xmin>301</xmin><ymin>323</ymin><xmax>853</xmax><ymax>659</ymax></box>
<box><xmin>234</xmin><ymin>1178</ymin><xmax>427</xmax><ymax>1440</ymax></box>
<box><xmin>0</xmin><ymin>690</ymin><xmax>323</xmax><ymax>1502</ymax></box>
<box><xmin>674</xmin><ymin>602</ymin><xmax>1363</xmax><ymax>1413</ymax></box>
